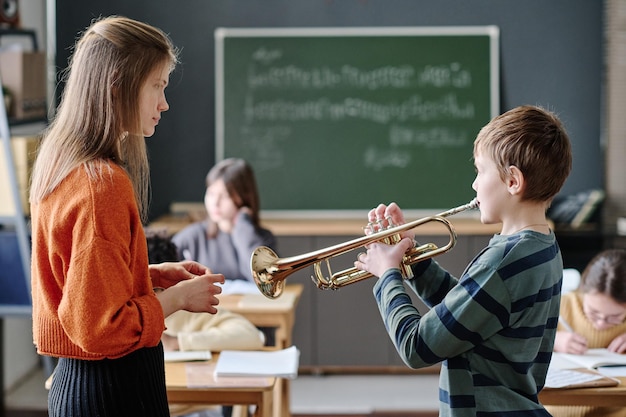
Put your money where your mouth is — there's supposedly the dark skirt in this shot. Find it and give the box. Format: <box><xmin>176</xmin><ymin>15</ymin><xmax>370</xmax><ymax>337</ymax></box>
<box><xmin>48</xmin><ymin>343</ymin><xmax>170</xmax><ymax>417</ymax></box>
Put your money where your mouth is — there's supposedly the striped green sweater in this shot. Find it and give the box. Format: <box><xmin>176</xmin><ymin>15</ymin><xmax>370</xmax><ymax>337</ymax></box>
<box><xmin>374</xmin><ymin>230</ymin><xmax>562</xmax><ymax>417</ymax></box>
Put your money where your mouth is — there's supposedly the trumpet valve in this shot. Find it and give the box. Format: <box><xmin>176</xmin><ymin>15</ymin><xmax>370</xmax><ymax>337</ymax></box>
<box><xmin>384</xmin><ymin>216</ymin><xmax>396</xmax><ymax>229</ymax></box>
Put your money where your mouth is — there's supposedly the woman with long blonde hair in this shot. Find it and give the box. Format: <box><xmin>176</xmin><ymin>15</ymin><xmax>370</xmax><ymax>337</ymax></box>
<box><xmin>30</xmin><ymin>16</ymin><xmax>224</xmax><ymax>416</ymax></box>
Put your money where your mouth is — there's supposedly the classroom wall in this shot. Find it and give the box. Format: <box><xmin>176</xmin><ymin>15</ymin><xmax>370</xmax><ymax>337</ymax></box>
<box><xmin>53</xmin><ymin>0</ymin><xmax>604</xmax><ymax>221</ymax></box>
<box><xmin>1</xmin><ymin>0</ymin><xmax>47</xmax><ymax>393</ymax></box>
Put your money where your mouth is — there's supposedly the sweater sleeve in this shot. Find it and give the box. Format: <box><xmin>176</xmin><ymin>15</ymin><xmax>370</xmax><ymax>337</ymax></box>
<box><xmin>57</xmin><ymin>167</ymin><xmax>164</xmax><ymax>358</ymax></box>
<box><xmin>406</xmin><ymin>257</ymin><xmax>459</xmax><ymax>308</ymax></box>
<box><xmin>373</xmin><ymin>257</ymin><xmax>509</xmax><ymax>369</ymax></box>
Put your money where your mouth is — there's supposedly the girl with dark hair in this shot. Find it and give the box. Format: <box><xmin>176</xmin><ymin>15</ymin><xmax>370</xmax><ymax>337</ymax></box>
<box><xmin>172</xmin><ymin>158</ymin><xmax>277</xmax><ymax>284</ymax></box>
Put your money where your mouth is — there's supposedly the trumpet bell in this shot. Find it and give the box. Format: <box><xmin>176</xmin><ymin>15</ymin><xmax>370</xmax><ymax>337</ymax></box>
<box><xmin>251</xmin><ymin>246</ymin><xmax>286</xmax><ymax>298</ymax></box>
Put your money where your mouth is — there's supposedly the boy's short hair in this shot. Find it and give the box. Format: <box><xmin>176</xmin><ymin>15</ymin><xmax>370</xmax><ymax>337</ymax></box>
<box><xmin>473</xmin><ymin>105</ymin><xmax>572</xmax><ymax>203</ymax></box>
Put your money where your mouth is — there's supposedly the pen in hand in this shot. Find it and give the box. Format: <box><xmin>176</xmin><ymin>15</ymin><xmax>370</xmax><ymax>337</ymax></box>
<box><xmin>559</xmin><ymin>316</ymin><xmax>574</xmax><ymax>333</ymax></box>
<box><xmin>558</xmin><ymin>316</ymin><xmax>588</xmax><ymax>354</ymax></box>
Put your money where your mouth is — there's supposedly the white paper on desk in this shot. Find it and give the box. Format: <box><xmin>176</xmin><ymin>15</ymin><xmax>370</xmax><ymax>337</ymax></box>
<box><xmin>214</xmin><ymin>346</ymin><xmax>300</xmax><ymax>379</ymax></box>
<box><xmin>164</xmin><ymin>350</ymin><xmax>212</xmax><ymax>362</ymax></box>
<box><xmin>544</xmin><ymin>367</ymin><xmax>606</xmax><ymax>388</ymax></box>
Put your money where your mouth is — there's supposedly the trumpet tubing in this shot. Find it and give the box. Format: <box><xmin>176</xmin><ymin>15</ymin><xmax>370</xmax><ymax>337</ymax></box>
<box><xmin>251</xmin><ymin>199</ymin><xmax>478</xmax><ymax>298</ymax></box>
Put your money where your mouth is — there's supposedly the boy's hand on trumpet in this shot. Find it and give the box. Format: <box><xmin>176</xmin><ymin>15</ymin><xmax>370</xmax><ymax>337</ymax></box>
<box><xmin>355</xmin><ymin>235</ymin><xmax>414</xmax><ymax>278</ymax></box>
<box><xmin>367</xmin><ymin>202</ymin><xmax>415</xmax><ymax>240</ymax></box>
<box><xmin>356</xmin><ymin>202</ymin><xmax>415</xmax><ymax>278</ymax></box>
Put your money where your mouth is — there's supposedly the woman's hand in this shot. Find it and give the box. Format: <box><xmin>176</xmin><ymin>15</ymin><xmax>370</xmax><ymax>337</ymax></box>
<box><xmin>156</xmin><ymin>270</ymin><xmax>225</xmax><ymax>317</ymax></box>
<box><xmin>553</xmin><ymin>330</ymin><xmax>588</xmax><ymax>354</ymax></box>
<box><xmin>149</xmin><ymin>260</ymin><xmax>212</xmax><ymax>289</ymax></box>
<box><xmin>607</xmin><ymin>333</ymin><xmax>626</xmax><ymax>353</ymax></box>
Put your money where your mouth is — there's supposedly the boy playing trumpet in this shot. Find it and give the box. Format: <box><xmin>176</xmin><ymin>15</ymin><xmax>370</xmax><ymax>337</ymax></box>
<box><xmin>355</xmin><ymin>105</ymin><xmax>572</xmax><ymax>417</ymax></box>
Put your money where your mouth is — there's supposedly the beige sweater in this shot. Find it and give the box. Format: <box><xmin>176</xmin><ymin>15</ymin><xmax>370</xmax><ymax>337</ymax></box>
<box><xmin>164</xmin><ymin>309</ymin><xmax>265</xmax><ymax>351</ymax></box>
<box><xmin>547</xmin><ymin>291</ymin><xmax>626</xmax><ymax>417</ymax></box>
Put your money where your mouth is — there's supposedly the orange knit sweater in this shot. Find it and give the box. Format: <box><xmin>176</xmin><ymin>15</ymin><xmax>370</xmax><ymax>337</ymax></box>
<box><xmin>30</xmin><ymin>161</ymin><xmax>165</xmax><ymax>360</ymax></box>
<box><xmin>546</xmin><ymin>291</ymin><xmax>626</xmax><ymax>417</ymax></box>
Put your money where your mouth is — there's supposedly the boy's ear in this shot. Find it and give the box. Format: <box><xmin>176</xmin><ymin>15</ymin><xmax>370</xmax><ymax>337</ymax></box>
<box><xmin>506</xmin><ymin>165</ymin><xmax>525</xmax><ymax>196</ymax></box>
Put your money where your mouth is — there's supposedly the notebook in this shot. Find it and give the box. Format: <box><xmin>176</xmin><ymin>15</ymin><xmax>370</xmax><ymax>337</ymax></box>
<box><xmin>545</xmin><ymin>352</ymin><xmax>622</xmax><ymax>389</ymax></box>
<box><xmin>559</xmin><ymin>348</ymin><xmax>626</xmax><ymax>369</ymax></box>
<box><xmin>214</xmin><ymin>346</ymin><xmax>300</xmax><ymax>379</ymax></box>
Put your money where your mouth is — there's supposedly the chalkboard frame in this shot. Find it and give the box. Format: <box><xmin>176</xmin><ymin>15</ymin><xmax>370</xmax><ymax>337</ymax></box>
<box><xmin>216</xmin><ymin>26</ymin><xmax>499</xmax><ymax>218</ymax></box>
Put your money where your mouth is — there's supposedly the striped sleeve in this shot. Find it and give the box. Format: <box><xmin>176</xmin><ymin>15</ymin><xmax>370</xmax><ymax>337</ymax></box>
<box><xmin>373</xmin><ymin>231</ymin><xmax>562</xmax><ymax>416</ymax></box>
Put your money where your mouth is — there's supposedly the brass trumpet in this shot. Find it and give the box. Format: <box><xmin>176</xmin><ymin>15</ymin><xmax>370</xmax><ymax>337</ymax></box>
<box><xmin>251</xmin><ymin>199</ymin><xmax>478</xmax><ymax>299</ymax></box>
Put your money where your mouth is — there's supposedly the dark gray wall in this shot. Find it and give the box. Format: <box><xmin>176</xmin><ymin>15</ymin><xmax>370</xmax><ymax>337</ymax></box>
<box><xmin>55</xmin><ymin>0</ymin><xmax>604</xmax><ymax>221</ymax></box>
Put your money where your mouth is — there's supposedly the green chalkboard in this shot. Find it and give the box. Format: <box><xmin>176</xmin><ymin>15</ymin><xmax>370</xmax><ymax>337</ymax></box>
<box><xmin>216</xmin><ymin>27</ymin><xmax>499</xmax><ymax>216</ymax></box>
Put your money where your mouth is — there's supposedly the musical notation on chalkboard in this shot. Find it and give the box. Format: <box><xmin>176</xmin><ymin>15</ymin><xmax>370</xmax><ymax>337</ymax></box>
<box><xmin>216</xmin><ymin>26</ymin><xmax>499</xmax><ymax>216</ymax></box>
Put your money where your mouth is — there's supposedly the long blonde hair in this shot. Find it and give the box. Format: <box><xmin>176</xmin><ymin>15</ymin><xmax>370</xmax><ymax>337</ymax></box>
<box><xmin>29</xmin><ymin>16</ymin><xmax>178</xmax><ymax>222</ymax></box>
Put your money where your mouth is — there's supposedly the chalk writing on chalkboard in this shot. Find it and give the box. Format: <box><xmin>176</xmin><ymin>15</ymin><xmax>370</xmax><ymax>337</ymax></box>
<box><xmin>216</xmin><ymin>27</ymin><xmax>499</xmax><ymax>216</ymax></box>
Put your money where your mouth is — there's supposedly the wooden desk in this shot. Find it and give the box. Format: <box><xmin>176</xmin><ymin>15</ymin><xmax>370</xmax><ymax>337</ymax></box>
<box><xmin>539</xmin><ymin>376</ymin><xmax>626</xmax><ymax>407</ymax></box>
<box><xmin>166</xmin><ymin>359</ymin><xmax>275</xmax><ymax>417</ymax></box>
<box><xmin>217</xmin><ymin>284</ymin><xmax>303</xmax><ymax>417</ymax></box>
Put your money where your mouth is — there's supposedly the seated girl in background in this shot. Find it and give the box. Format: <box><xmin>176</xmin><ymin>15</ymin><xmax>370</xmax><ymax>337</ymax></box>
<box><xmin>146</xmin><ymin>231</ymin><xmax>266</xmax><ymax>352</ymax></box>
<box><xmin>172</xmin><ymin>158</ymin><xmax>277</xmax><ymax>285</ymax></box>
<box><xmin>550</xmin><ymin>248</ymin><xmax>626</xmax><ymax>417</ymax></box>
<box><xmin>555</xmin><ymin>249</ymin><xmax>626</xmax><ymax>354</ymax></box>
